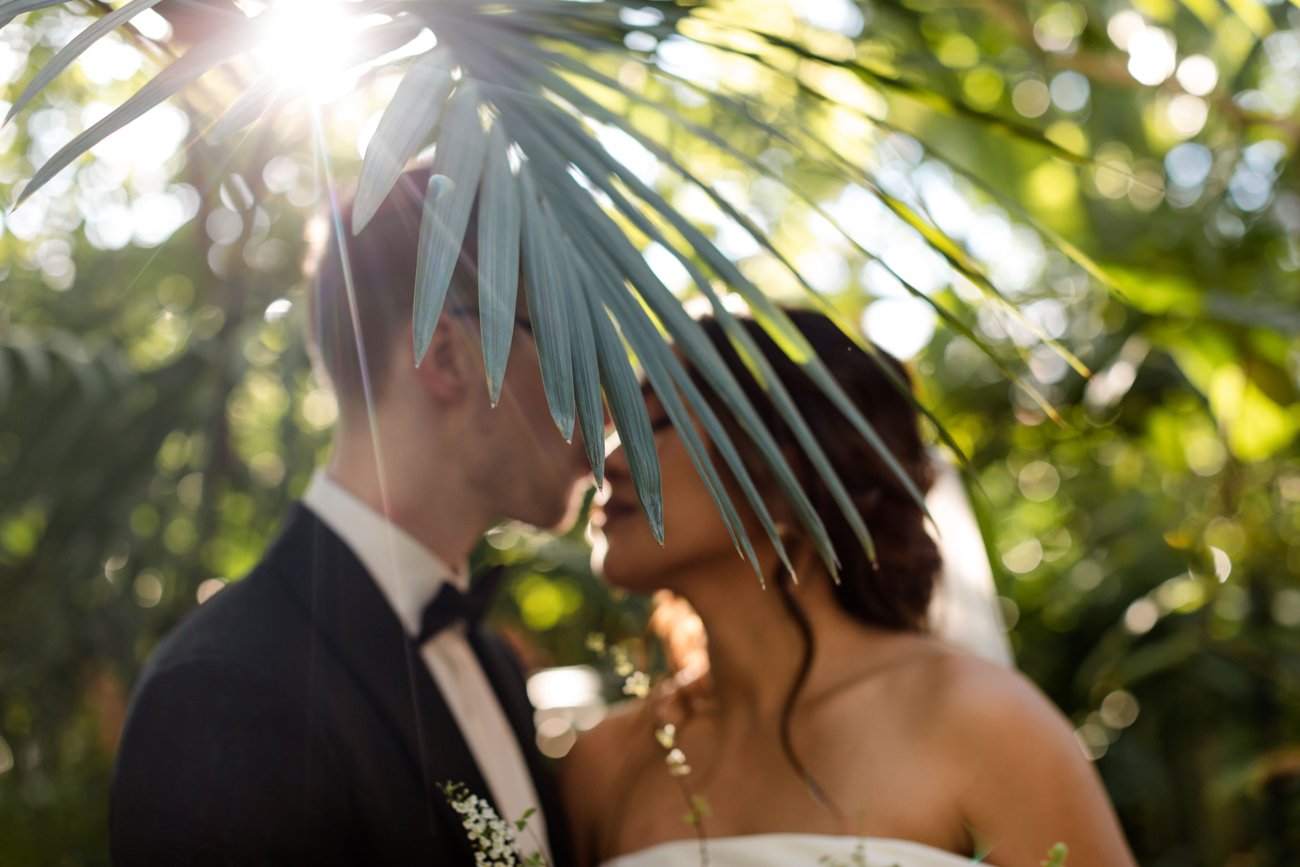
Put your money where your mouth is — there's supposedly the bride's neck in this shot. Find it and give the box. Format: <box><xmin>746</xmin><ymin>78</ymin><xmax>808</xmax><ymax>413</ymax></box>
<box><xmin>678</xmin><ymin>553</ymin><xmax>864</xmax><ymax>717</ymax></box>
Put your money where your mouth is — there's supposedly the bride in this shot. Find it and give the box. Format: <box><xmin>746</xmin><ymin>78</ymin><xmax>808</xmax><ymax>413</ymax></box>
<box><xmin>561</xmin><ymin>309</ymin><xmax>1135</xmax><ymax>866</ymax></box>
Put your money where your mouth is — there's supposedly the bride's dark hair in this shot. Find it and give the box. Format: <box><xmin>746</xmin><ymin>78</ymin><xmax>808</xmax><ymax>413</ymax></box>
<box><xmin>667</xmin><ymin>307</ymin><xmax>942</xmax><ymax>813</ymax></box>
<box><xmin>692</xmin><ymin>307</ymin><xmax>941</xmax><ymax>625</ymax></box>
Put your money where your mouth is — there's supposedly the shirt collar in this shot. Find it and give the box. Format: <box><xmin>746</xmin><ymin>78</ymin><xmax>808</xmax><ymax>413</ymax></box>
<box><xmin>302</xmin><ymin>470</ymin><xmax>466</xmax><ymax>637</ymax></box>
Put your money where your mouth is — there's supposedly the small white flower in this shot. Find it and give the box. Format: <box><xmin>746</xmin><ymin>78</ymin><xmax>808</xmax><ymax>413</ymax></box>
<box><xmin>443</xmin><ymin>783</ymin><xmax>523</xmax><ymax>866</ymax></box>
<box><xmin>610</xmin><ymin>645</ymin><xmax>635</xmax><ymax>677</ymax></box>
<box><xmin>623</xmin><ymin>671</ymin><xmax>651</xmax><ymax>698</ymax></box>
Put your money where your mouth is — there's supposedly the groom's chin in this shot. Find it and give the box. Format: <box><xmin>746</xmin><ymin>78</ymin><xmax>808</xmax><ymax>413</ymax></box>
<box><xmin>588</xmin><ymin>535</ymin><xmax>650</xmax><ymax>594</ymax></box>
<box><xmin>517</xmin><ymin>479</ymin><xmax>589</xmax><ymax>533</ymax></box>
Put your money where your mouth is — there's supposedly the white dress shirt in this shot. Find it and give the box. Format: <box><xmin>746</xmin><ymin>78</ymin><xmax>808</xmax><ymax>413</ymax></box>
<box><xmin>302</xmin><ymin>471</ymin><xmax>550</xmax><ymax>861</ymax></box>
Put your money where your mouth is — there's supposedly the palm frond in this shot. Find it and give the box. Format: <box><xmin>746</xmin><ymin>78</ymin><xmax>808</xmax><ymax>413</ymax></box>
<box><xmin>212</xmin><ymin>17</ymin><xmax>426</xmax><ymax>145</ymax></box>
<box><xmin>478</xmin><ymin>69</ymin><xmax>921</xmax><ymax>556</ymax></box>
<box><xmin>0</xmin><ymin>0</ymin><xmax>69</xmax><ymax>29</ymax></box>
<box><xmin>531</xmin><ymin>159</ymin><xmax>802</xmax><ymax>578</ymax></box>
<box><xmin>559</xmin><ymin>242</ymin><xmax>607</xmax><ymax>488</ymax></box>
<box><xmin>5</xmin><ymin>0</ymin><xmax>167</xmax><ymax>125</ymax></box>
<box><xmin>579</xmin><ymin>273</ymin><xmax>663</xmax><ymax>542</ymax></box>
<box><xmin>524</xmin><ymin>103</ymin><xmax>869</xmax><ymax>568</ymax></box>
<box><xmin>476</xmin><ymin>118</ymin><xmax>523</xmax><ymax>406</ymax></box>
<box><xmin>14</xmin><ymin>28</ymin><xmax>251</xmax><ymax>205</ymax></box>
<box><xmin>412</xmin><ymin>83</ymin><xmax>487</xmax><ymax>365</ymax></box>
<box><xmin>517</xmin><ymin>161</ymin><xmax>578</xmax><ymax>439</ymax></box>
<box><xmin>528</xmin><ymin>49</ymin><xmax>973</xmax><ymax>467</ymax></box>
<box><xmin>574</xmin><ymin>240</ymin><xmax>772</xmax><ymax>579</ymax></box>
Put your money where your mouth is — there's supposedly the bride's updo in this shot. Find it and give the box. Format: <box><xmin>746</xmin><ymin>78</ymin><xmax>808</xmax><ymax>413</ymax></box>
<box><xmin>691</xmin><ymin>308</ymin><xmax>941</xmax><ymax>626</ymax></box>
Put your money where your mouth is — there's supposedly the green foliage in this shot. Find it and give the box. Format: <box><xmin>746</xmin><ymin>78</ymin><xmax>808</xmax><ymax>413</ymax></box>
<box><xmin>1</xmin><ymin>0</ymin><xmax>1297</xmax><ymax>865</ymax></box>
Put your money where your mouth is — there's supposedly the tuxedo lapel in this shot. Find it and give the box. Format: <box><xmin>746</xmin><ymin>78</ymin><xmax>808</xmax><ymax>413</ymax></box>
<box><xmin>267</xmin><ymin>505</ymin><xmax>495</xmax><ymax>860</ymax></box>
<box><xmin>470</xmin><ymin>630</ymin><xmax>576</xmax><ymax>867</ymax></box>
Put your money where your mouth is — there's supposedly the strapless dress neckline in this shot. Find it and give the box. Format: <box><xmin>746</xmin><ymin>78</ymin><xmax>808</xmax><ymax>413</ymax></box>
<box><xmin>599</xmin><ymin>832</ymin><xmax>986</xmax><ymax>866</ymax></box>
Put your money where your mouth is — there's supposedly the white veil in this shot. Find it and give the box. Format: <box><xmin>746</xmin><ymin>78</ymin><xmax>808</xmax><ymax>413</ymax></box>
<box><xmin>924</xmin><ymin>451</ymin><xmax>1015</xmax><ymax>668</ymax></box>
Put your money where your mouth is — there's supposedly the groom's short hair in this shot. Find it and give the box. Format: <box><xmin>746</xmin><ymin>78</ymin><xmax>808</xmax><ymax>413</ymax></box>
<box><xmin>306</xmin><ymin>169</ymin><xmax>480</xmax><ymax>407</ymax></box>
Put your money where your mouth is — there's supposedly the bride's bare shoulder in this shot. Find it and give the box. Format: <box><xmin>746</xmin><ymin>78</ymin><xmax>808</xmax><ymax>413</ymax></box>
<box><xmin>566</xmin><ymin>699</ymin><xmax>655</xmax><ymax>771</ymax></box>
<box><xmin>560</xmin><ymin>699</ymin><xmax>662</xmax><ymax>867</ymax></box>
<box><xmin>906</xmin><ymin>647</ymin><xmax>1096</xmax><ymax>796</ymax></box>
<box><xmin>900</xmin><ymin>646</ymin><xmax>1057</xmax><ymax>733</ymax></box>
<box><xmin>904</xmin><ymin>650</ymin><xmax>1137</xmax><ymax>862</ymax></box>
<box><xmin>932</xmin><ymin>650</ymin><xmax>1059</xmax><ymax>720</ymax></box>
<box><xmin>564</xmin><ymin>668</ymin><xmax>702</xmax><ymax>779</ymax></box>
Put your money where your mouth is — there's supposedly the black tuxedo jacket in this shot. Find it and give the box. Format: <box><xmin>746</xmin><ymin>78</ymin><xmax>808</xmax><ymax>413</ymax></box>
<box><xmin>111</xmin><ymin>504</ymin><xmax>573</xmax><ymax>866</ymax></box>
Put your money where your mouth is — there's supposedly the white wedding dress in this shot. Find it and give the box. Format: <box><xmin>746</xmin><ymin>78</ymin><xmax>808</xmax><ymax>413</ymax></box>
<box><xmin>600</xmin><ymin>833</ymin><xmax>982</xmax><ymax>866</ymax></box>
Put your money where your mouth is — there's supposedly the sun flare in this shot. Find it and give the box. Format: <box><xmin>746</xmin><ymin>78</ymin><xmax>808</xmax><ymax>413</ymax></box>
<box><xmin>250</xmin><ymin>0</ymin><xmax>360</xmax><ymax>100</ymax></box>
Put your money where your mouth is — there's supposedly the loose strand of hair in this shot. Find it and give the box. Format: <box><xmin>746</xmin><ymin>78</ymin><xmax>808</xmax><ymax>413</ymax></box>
<box><xmin>774</xmin><ymin>571</ymin><xmax>842</xmax><ymax>819</ymax></box>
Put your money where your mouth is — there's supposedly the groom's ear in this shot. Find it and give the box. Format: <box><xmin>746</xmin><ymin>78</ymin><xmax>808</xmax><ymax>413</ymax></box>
<box><xmin>410</xmin><ymin>315</ymin><xmax>477</xmax><ymax>404</ymax></box>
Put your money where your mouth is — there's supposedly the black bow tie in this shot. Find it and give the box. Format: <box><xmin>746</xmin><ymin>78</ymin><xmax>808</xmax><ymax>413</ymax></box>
<box><xmin>416</xmin><ymin>565</ymin><xmax>505</xmax><ymax>644</ymax></box>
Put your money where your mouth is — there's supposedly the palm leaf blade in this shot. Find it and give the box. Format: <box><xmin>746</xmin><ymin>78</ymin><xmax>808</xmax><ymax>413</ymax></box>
<box><xmin>517</xmin><ymin>162</ymin><xmax>576</xmax><ymax>439</ymax></box>
<box><xmin>412</xmin><ymin>84</ymin><xmax>487</xmax><ymax>365</ymax></box>
<box><xmin>208</xmin><ymin>70</ymin><xmax>283</xmax><ymax>142</ymax></box>
<box><xmin>16</xmin><ymin>35</ymin><xmax>246</xmax><ymax>205</ymax></box>
<box><xmin>0</xmin><ymin>0</ymin><xmax>69</xmax><ymax>29</ymax></box>
<box><xmin>5</xmin><ymin>0</ymin><xmax>167</xmax><ymax>125</ymax></box>
<box><xmin>554</xmin><ymin>226</ymin><xmax>605</xmax><ymax>485</ymax></box>
<box><xmin>477</xmin><ymin>118</ymin><xmax>521</xmax><ymax>405</ymax></box>
<box><xmin>513</xmin><ymin>102</ymin><xmax>842</xmax><ymax>573</ymax></box>
<box><xmin>353</xmin><ymin>48</ymin><xmax>454</xmax><ymax>233</ymax></box>
<box><xmin>539</xmin><ymin>167</ymin><xmax>796</xmax><ymax>579</ymax></box>
<box><xmin>538</xmin><ymin>99</ymin><xmax>932</xmax><ymax>537</ymax></box>
<box><xmin>579</xmin><ymin>272</ymin><xmax>663</xmax><ymax>542</ymax></box>
<box><xmin>589</xmin><ymin>251</ymin><xmax>763</xmax><ymax>574</ymax></box>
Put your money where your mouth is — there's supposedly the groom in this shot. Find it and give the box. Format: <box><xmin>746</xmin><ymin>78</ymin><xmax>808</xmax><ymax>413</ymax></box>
<box><xmin>111</xmin><ymin>170</ymin><xmax>587</xmax><ymax>865</ymax></box>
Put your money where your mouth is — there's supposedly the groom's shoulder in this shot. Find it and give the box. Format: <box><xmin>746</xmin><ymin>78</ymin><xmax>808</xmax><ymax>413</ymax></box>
<box><xmin>115</xmin><ymin>542</ymin><xmax>323</xmax><ymax>776</ymax></box>
<box><xmin>147</xmin><ymin>562</ymin><xmax>299</xmax><ymax>674</ymax></box>
<box><xmin>110</xmin><ymin>563</ymin><xmax>351</xmax><ymax>863</ymax></box>
<box><xmin>132</xmin><ymin>509</ymin><xmax>322</xmax><ymax>699</ymax></box>
<box><xmin>153</xmin><ymin>503</ymin><xmax>333</xmax><ymax>650</ymax></box>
